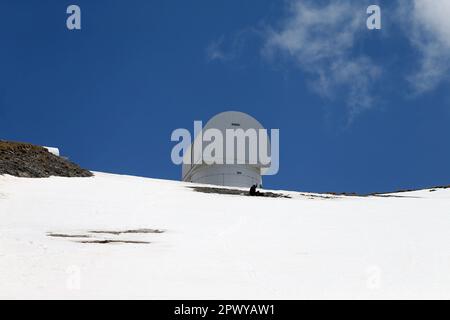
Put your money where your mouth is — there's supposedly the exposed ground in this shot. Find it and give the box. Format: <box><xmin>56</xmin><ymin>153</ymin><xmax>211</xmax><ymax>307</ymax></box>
<box><xmin>190</xmin><ymin>186</ymin><xmax>292</xmax><ymax>198</ymax></box>
<box><xmin>77</xmin><ymin>240</ymin><xmax>151</xmax><ymax>245</ymax></box>
<box><xmin>46</xmin><ymin>229</ymin><xmax>164</xmax><ymax>245</ymax></box>
<box><xmin>88</xmin><ymin>228</ymin><xmax>164</xmax><ymax>235</ymax></box>
<box><xmin>0</xmin><ymin>140</ymin><xmax>92</xmax><ymax>178</ymax></box>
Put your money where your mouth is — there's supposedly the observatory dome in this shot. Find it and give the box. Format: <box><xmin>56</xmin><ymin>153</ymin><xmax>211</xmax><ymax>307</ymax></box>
<box><xmin>182</xmin><ymin>111</ymin><xmax>270</xmax><ymax>188</ymax></box>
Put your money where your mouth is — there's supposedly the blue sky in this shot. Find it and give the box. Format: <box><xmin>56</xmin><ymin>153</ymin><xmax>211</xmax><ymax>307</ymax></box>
<box><xmin>1</xmin><ymin>0</ymin><xmax>450</xmax><ymax>194</ymax></box>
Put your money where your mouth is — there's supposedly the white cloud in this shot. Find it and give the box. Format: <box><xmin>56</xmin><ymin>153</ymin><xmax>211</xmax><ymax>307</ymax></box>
<box><xmin>264</xmin><ymin>0</ymin><xmax>381</xmax><ymax>122</ymax></box>
<box><xmin>206</xmin><ymin>0</ymin><xmax>450</xmax><ymax>122</ymax></box>
<box><xmin>206</xmin><ymin>36</ymin><xmax>229</xmax><ymax>62</ymax></box>
<box><xmin>399</xmin><ymin>0</ymin><xmax>450</xmax><ymax>93</ymax></box>
<box><xmin>206</xmin><ymin>29</ymin><xmax>260</xmax><ymax>63</ymax></box>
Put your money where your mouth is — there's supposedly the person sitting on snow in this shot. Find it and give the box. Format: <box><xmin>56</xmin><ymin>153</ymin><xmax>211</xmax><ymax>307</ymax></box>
<box><xmin>249</xmin><ymin>184</ymin><xmax>260</xmax><ymax>196</ymax></box>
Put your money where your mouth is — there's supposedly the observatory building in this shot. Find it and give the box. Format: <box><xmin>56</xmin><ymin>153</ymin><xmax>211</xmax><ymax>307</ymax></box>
<box><xmin>182</xmin><ymin>111</ymin><xmax>271</xmax><ymax>188</ymax></box>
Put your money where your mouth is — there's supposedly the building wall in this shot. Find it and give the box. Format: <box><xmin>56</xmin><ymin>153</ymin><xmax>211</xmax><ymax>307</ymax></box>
<box><xmin>188</xmin><ymin>164</ymin><xmax>261</xmax><ymax>188</ymax></box>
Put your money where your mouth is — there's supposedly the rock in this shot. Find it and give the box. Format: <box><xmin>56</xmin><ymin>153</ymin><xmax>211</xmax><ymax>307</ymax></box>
<box><xmin>0</xmin><ymin>140</ymin><xmax>93</xmax><ymax>178</ymax></box>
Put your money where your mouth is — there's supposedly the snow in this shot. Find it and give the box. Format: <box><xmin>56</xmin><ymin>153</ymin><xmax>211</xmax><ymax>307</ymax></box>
<box><xmin>1</xmin><ymin>172</ymin><xmax>450</xmax><ymax>299</ymax></box>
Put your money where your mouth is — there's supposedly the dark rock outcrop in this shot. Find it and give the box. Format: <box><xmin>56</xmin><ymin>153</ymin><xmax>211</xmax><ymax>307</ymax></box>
<box><xmin>190</xmin><ymin>186</ymin><xmax>291</xmax><ymax>198</ymax></box>
<box><xmin>0</xmin><ymin>141</ymin><xmax>92</xmax><ymax>178</ymax></box>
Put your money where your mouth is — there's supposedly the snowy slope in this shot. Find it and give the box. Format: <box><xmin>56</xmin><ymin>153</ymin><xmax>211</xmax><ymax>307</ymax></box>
<box><xmin>1</xmin><ymin>172</ymin><xmax>450</xmax><ymax>299</ymax></box>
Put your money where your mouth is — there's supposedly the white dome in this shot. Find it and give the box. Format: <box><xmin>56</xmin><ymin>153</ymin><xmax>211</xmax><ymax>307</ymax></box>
<box><xmin>182</xmin><ymin>111</ymin><xmax>270</xmax><ymax>188</ymax></box>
